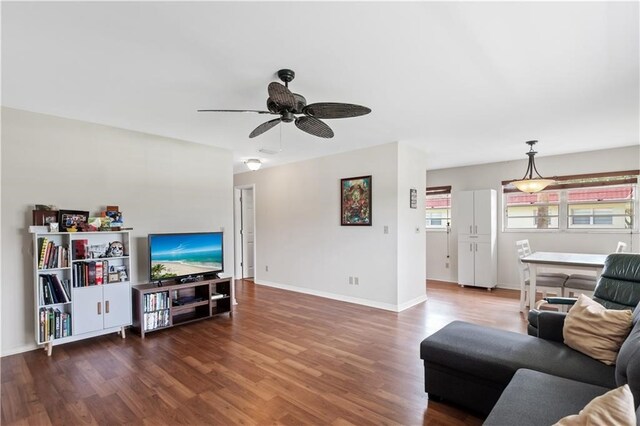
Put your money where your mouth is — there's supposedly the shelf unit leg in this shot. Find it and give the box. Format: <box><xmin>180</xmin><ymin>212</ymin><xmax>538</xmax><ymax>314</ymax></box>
<box><xmin>46</xmin><ymin>342</ymin><xmax>52</xmax><ymax>357</ymax></box>
<box><xmin>120</xmin><ymin>326</ymin><xmax>126</xmax><ymax>339</ymax></box>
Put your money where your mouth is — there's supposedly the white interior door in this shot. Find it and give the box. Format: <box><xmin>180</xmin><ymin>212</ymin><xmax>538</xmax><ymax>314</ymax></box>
<box><xmin>242</xmin><ymin>189</ymin><xmax>255</xmax><ymax>278</ymax></box>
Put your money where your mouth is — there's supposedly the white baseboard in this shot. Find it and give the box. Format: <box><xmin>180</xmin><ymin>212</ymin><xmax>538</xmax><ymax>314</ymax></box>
<box><xmin>255</xmin><ymin>279</ymin><xmax>427</xmax><ymax>312</ymax></box>
<box><xmin>398</xmin><ymin>294</ymin><xmax>428</xmax><ymax>311</ymax></box>
<box><xmin>2</xmin><ymin>343</ymin><xmax>38</xmax><ymax>357</ymax></box>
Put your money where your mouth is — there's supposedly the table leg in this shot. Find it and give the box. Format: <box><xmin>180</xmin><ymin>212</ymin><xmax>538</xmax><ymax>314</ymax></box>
<box><xmin>519</xmin><ymin>275</ymin><xmax>527</xmax><ymax>313</ymax></box>
<box><xmin>529</xmin><ymin>264</ymin><xmax>537</xmax><ymax>310</ymax></box>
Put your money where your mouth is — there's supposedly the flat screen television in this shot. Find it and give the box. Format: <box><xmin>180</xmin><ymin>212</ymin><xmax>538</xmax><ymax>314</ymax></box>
<box><xmin>148</xmin><ymin>232</ymin><xmax>223</xmax><ymax>282</ymax></box>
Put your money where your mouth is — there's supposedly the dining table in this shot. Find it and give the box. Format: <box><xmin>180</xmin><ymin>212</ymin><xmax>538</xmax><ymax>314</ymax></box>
<box><xmin>519</xmin><ymin>251</ymin><xmax>608</xmax><ymax>312</ymax></box>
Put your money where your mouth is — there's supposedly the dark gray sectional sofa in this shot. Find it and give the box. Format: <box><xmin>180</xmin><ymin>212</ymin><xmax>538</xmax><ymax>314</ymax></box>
<box><xmin>420</xmin><ymin>304</ymin><xmax>640</xmax><ymax>425</ymax></box>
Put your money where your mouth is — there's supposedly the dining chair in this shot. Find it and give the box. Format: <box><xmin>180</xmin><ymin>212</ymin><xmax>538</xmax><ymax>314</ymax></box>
<box><xmin>563</xmin><ymin>241</ymin><xmax>627</xmax><ymax>298</ymax></box>
<box><xmin>516</xmin><ymin>239</ymin><xmax>567</xmax><ymax>310</ymax></box>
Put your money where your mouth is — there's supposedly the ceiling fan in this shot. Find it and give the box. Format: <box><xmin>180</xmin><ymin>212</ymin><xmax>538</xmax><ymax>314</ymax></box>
<box><xmin>198</xmin><ymin>69</ymin><xmax>371</xmax><ymax>139</ymax></box>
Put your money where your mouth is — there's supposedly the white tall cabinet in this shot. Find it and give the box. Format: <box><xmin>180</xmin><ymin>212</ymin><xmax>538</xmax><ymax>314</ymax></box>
<box><xmin>456</xmin><ymin>190</ymin><xmax>497</xmax><ymax>289</ymax></box>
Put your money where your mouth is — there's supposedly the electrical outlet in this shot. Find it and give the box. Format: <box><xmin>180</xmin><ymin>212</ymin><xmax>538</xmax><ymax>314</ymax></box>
<box><xmin>354</xmin><ymin>277</ymin><xmax>359</xmax><ymax>285</ymax></box>
<box><xmin>265</xmin><ymin>265</ymin><xmax>269</xmax><ymax>272</ymax></box>
<box><xmin>349</xmin><ymin>276</ymin><xmax>353</xmax><ymax>285</ymax></box>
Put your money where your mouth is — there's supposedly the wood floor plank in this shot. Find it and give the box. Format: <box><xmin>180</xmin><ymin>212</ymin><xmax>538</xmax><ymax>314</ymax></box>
<box><xmin>2</xmin><ymin>280</ymin><xmax>527</xmax><ymax>425</ymax></box>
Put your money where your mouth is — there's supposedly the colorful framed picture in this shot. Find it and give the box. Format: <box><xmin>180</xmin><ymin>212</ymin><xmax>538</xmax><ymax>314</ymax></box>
<box><xmin>32</xmin><ymin>210</ymin><xmax>59</xmax><ymax>226</ymax></box>
<box><xmin>341</xmin><ymin>175</ymin><xmax>372</xmax><ymax>226</ymax></box>
<box><xmin>58</xmin><ymin>210</ymin><xmax>89</xmax><ymax>232</ymax></box>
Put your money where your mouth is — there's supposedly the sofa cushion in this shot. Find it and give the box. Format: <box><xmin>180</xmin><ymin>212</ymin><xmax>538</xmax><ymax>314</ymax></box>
<box><xmin>554</xmin><ymin>384</ymin><xmax>636</xmax><ymax>426</ymax></box>
<box><xmin>563</xmin><ymin>294</ymin><xmax>633</xmax><ymax>365</ymax></box>
<box><xmin>484</xmin><ymin>369</ymin><xmax>611</xmax><ymax>426</ymax></box>
<box><xmin>420</xmin><ymin>321</ymin><xmax>616</xmax><ymax>389</ymax></box>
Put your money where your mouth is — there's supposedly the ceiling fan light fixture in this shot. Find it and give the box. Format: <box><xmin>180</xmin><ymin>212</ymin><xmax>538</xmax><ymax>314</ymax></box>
<box><xmin>512</xmin><ymin>140</ymin><xmax>554</xmax><ymax>193</ymax></box>
<box><xmin>245</xmin><ymin>159</ymin><xmax>262</xmax><ymax>171</ymax></box>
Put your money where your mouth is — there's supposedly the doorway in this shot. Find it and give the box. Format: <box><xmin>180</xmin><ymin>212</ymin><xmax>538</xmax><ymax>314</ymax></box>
<box><xmin>234</xmin><ymin>185</ymin><xmax>256</xmax><ymax>280</ymax></box>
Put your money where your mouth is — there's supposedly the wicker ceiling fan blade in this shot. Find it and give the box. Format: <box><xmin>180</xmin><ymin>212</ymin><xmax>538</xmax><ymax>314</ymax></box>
<box><xmin>294</xmin><ymin>116</ymin><xmax>334</xmax><ymax>139</ymax></box>
<box><xmin>268</xmin><ymin>82</ymin><xmax>296</xmax><ymax>110</ymax></box>
<box><xmin>302</xmin><ymin>103</ymin><xmax>371</xmax><ymax>119</ymax></box>
<box><xmin>197</xmin><ymin>109</ymin><xmax>274</xmax><ymax>114</ymax></box>
<box><xmin>249</xmin><ymin>118</ymin><xmax>282</xmax><ymax>138</ymax></box>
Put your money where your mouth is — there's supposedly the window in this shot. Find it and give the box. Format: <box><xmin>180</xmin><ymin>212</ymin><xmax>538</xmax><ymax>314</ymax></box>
<box><xmin>502</xmin><ymin>170</ymin><xmax>638</xmax><ymax>231</ymax></box>
<box><xmin>426</xmin><ymin>186</ymin><xmax>451</xmax><ymax>230</ymax></box>
<box><xmin>504</xmin><ymin>191</ymin><xmax>560</xmax><ymax>229</ymax></box>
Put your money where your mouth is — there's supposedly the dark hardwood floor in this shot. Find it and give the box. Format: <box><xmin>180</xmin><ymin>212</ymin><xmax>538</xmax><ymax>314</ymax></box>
<box><xmin>1</xmin><ymin>280</ymin><xmax>527</xmax><ymax>425</ymax></box>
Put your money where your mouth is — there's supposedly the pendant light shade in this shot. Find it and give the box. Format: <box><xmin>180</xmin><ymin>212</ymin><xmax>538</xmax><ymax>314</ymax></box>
<box><xmin>245</xmin><ymin>158</ymin><xmax>262</xmax><ymax>171</ymax></box>
<box><xmin>511</xmin><ymin>141</ymin><xmax>554</xmax><ymax>193</ymax></box>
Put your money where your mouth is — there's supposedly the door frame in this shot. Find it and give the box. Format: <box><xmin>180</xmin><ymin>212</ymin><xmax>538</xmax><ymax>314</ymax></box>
<box><xmin>234</xmin><ymin>184</ymin><xmax>257</xmax><ymax>281</ymax></box>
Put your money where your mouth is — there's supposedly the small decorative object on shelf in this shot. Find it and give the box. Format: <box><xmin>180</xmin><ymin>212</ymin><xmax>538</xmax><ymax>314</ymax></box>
<box><xmin>58</xmin><ymin>209</ymin><xmax>89</xmax><ymax>232</ymax></box>
<box><xmin>102</xmin><ymin>206</ymin><xmax>123</xmax><ymax>231</ymax></box>
<box><xmin>33</xmin><ymin>209</ymin><xmax>59</xmax><ymax>226</ymax></box>
<box><xmin>107</xmin><ymin>241</ymin><xmax>125</xmax><ymax>257</ymax></box>
<box><xmin>48</xmin><ymin>222</ymin><xmax>59</xmax><ymax>232</ymax></box>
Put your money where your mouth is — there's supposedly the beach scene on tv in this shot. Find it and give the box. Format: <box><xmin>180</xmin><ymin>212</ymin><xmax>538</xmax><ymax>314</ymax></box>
<box><xmin>150</xmin><ymin>233</ymin><xmax>222</xmax><ymax>280</ymax></box>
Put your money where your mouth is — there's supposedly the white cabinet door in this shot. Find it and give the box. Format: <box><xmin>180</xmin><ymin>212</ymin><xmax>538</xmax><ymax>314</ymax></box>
<box><xmin>72</xmin><ymin>286</ymin><xmax>103</xmax><ymax>335</ymax></box>
<box><xmin>457</xmin><ymin>241</ymin><xmax>475</xmax><ymax>286</ymax></box>
<box><xmin>473</xmin><ymin>242</ymin><xmax>494</xmax><ymax>287</ymax></box>
<box><xmin>103</xmin><ymin>284</ymin><xmax>131</xmax><ymax>329</ymax></box>
<box><xmin>473</xmin><ymin>190</ymin><xmax>493</xmax><ymax>235</ymax></box>
<box><xmin>456</xmin><ymin>191</ymin><xmax>475</xmax><ymax>236</ymax></box>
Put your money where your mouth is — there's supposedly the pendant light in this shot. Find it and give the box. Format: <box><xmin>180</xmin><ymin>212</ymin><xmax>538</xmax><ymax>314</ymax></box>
<box><xmin>245</xmin><ymin>159</ymin><xmax>262</xmax><ymax>171</ymax></box>
<box><xmin>511</xmin><ymin>140</ymin><xmax>555</xmax><ymax>193</ymax></box>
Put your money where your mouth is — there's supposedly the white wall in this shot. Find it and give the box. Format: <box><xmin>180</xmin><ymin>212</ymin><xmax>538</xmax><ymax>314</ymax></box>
<box><xmin>1</xmin><ymin>107</ymin><xmax>234</xmax><ymax>355</ymax></box>
<box><xmin>426</xmin><ymin>145</ymin><xmax>640</xmax><ymax>288</ymax></box>
<box><xmin>397</xmin><ymin>143</ymin><xmax>428</xmax><ymax>308</ymax></box>
<box><xmin>234</xmin><ymin>142</ymin><xmax>427</xmax><ymax>311</ymax></box>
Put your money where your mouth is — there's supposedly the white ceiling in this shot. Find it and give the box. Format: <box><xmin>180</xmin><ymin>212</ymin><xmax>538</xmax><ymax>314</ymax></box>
<box><xmin>2</xmin><ymin>2</ymin><xmax>638</xmax><ymax>173</ymax></box>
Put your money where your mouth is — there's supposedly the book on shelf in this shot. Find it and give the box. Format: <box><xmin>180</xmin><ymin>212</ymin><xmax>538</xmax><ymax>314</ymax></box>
<box><xmin>73</xmin><ymin>239</ymin><xmax>88</xmax><ymax>260</ymax></box>
<box><xmin>38</xmin><ymin>307</ymin><xmax>72</xmax><ymax>341</ymax></box>
<box><xmin>38</xmin><ymin>237</ymin><xmax>48</xmax><ymax>269</ymax></box>
<box><xmin>88</xmin><ymin>262</ymin><xmax>96</xmax><ymax>286</ymax></box>
<box><xmin>95</xmin><ymin>262</ymin><xmax>103</xmax><ymax>285</ymax></box>
<box><xmin>41</xmin><ymin>275</ymin><xmax>57</xmax><ymax>305</ymax></box>
<box><xmin>49</xmin><ymin>275</ymin><xmax>67</xmax><ymax>303</ymax></box>
<box><xmin>54</xmin><ymin>309</ymin><xmax>61</xmax><ymax>338</ymax></box>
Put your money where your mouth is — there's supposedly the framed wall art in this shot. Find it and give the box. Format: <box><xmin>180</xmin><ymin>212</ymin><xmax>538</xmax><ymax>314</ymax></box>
<box><xmin>58</xmin><ymin>210</ymin><xmax>89</xmax><ymax>232</ymax></box>
<box><xmin>410</xmin><ymin>188</ymin><xmax>417</xmax><ymax>209</ymax></box>
<box><xmin>341</xmin><ymin>175</ymin><xmax>372</xmax><ymax>226</ymax></box>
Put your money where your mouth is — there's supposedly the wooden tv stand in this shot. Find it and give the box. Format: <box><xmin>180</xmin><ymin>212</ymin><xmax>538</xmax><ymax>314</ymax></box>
<box><xmin>132</xmin><ymin>277</ymin><xmax>232</xmax><ymax>338</ymax></box>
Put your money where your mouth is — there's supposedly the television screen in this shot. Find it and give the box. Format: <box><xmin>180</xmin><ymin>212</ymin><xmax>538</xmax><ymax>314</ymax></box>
<box><xmin>149</xmin><ymin>232</ymin><xmax>223</xmax><ymax>281</ymax></box>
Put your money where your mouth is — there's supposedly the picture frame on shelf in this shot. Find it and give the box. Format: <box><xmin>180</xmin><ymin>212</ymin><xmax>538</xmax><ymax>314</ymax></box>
<box><xmin>32</xmin><ymin>210</ymin><xmax>59</xmax><ymax>226</ymax></box>
<box><xmin>340</xmin><ymin>175</ymin><xmax>372</xmax><ymax>226</ymax></box>
<box><xmin>58</xmin><ymin>210</ymin><xmax>89</xmax><ymax>232</ymax></box>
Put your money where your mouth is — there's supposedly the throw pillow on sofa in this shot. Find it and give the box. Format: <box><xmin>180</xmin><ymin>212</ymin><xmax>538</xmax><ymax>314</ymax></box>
<box><xmin>563</xmin><ymin>294</ymin><xmax>633</xmax><ymax>365</ymax></box>
<box><xmin>554</xmin><ymin>384</ymin><xmax>636</xmax><ymax>426</ymax></box>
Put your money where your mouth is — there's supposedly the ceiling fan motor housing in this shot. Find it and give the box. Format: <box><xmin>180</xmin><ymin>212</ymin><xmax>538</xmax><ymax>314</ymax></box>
<box><xmin>277</xmin><ymin>69</ymin><xmax>295</xmax><ymax>84</ymax></box>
